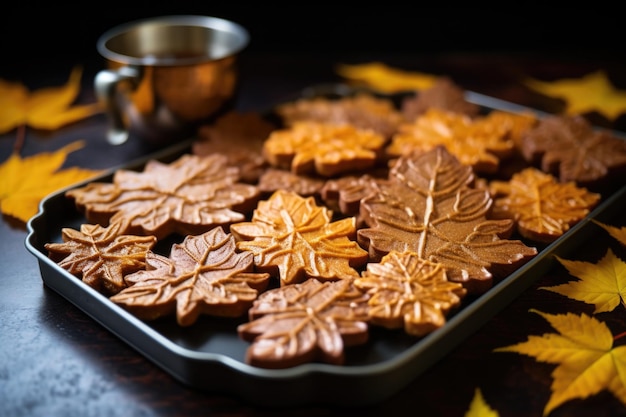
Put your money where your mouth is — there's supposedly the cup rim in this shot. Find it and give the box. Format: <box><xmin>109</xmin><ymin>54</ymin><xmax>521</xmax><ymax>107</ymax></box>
<box><xmin>96</xmin><ymin>14</ymin><xmax>250</xmax><ymax>66</ymax></box>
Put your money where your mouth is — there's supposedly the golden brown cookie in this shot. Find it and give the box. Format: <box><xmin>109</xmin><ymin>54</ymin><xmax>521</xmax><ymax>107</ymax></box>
<box><xmin>489</xmin><ymin>167</ymin><xmax>601</xmax><ymax>243</ymax></box>
<box><xmin>387</xmin><ymin>108</ymin><xmax>516</xmax><ymax>174</ymax></box>
<box><xmin>231</xmin><ymin>189</ymin><xmax>369</xmax><ymax>286</ymax></box>
<box><xmin>262</xmin><ymin>121</ymin><xmax>387</xmax><ymax>177</ymax></box>
<box><xmin>355</xmin><ymin>251</ymin><xmax>466</xmax><ymax>336</ymax></box>
<box><xmin>482</xmin><ymin>110</ymin><xmax>538</xmax><ymax>152</ymax></box>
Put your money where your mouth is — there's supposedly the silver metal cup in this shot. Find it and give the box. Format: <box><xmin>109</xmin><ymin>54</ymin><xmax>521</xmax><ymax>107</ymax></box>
<box><xmin>95</xmin><ymin>15</ymin><xmax>249</xmax><ymax>146</ymax></box>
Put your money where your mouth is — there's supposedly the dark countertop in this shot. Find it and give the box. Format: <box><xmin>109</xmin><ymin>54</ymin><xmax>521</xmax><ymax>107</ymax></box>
<box><xmin>2</xmin><ymin>12</ymin><xmax>626</xmax><ymax>415</ymax></box>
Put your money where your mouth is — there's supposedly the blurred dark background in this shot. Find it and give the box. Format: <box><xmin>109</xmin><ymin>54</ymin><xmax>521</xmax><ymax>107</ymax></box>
<box><xmin>2</xmin><ymin>3</ymin><xmax>625</xmax><ymax>81</ymax></box>
<box><xmin>2</xmin><ymin>2</ymin><xmax>626</xmax><ymax>132</ymax></box>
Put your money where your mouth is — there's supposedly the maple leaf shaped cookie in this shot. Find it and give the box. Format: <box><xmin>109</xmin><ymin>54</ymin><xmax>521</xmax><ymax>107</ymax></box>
<box><xmin>66</xmin><ymin>153</ymin><xmax>260</xmax><ymax>240</ymax></box>
<box><xmin>276</xmin><ymin>93</ymin><xmax>405</xmax><ymax>139</ymax></box>
<box><xmin>387</xmin><ymin>108</ymin><xmax>518</xmax><ymax>174</ymax></box>
<box><xmin>262</xmin><ymin>121</ymin><xmax>387</xmax><ymax>177</ymax></box>
<box><xmin>110</xmin><ymin>227</ymin><xmax>271</xmax><ymax>326</ymax></box>
<box><xmin>401</xmin><ymin>77</ymin><xmax>481</xmax><ymax>120</ymax></box>
<box><xmin>192</xmin><ymin>111</ymin><xmax>276</xmax><ymax>183</ymax></box>
<box><xmin>489</xmin><ymin>167</ymin><xmax>601</xmax><ymax>243</ymax></box>
<box><xmin>320</xmin><ymin>174</ymin><xmax>389</xmax><ymax>217</ymax></box>
<box><xmin>355</xmin><ymin>251</ymin><xmax>466</xmax><ymax>337</ymax></box>
<box><xmin>358</xmin><ymin>146</ymin><xmax>538</xmax><ymax>294</ymax></box>
<box><xmin>237</xmin><ymin>278</ymin><xmax>370</xmax><ymax>368</ymax></box>
<box><xmin>495</xmin><ymin>310</ymin><xmax>626</xmax><ymax>415</ymax></box>
<box><xmin>230</xmin><ymin>190</ymin><xmax>369</xmax><ymax>286</ymax></box>
<box><xmin>256</xmin><ymin>168</ymin><xmax>326</xmax><ymax>197</ymax></box>
<box><xmin>45</xmin><ymin>220</ymin><xmax>156</xmax><ymax>295</ymax></box>
<box><xmin>521</xmin><ymin>114</ymin><xmax>626</xmax><ymax>187</ymax></box>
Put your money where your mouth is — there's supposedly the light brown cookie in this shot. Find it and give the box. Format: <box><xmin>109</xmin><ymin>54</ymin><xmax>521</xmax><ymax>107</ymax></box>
<box><xmin>520</xmin><ymin>114</ymin><xmax>626</xmax><ymax>189</ymax></box>
<box><xmin>45</xmin><ymin>219</ymin><xmax>156</xmax><ymax>295</ymax></box>
<box><xmin>256</xmin><ymin>168</ymin><xmax>326</xmax><ymax>197</ymax></box>
<box><xmin>401</xmin><ymin>77</ymin><xmax>480</xmax><ymax>120</ymax></box>
<box><xmin>237</xmin><ymin>277</ymin><xmax>370</xmax><ymax>368</ymax></box>
<box><xmin>192</xmin><ymin>111</ymin><xmax>276</xmax><ymax>183</ymax></box>
<box><xmin>66</xmin><ymin>153</ymin><xmax>260</xmax><ymax>240</ymax></box>
<box><xmin>320</xmin><ymin>174</ymin><xmax>390</xmax><ymax>221</ymax></box>
<box><xmin>357</xmin><ymin>146</ymin><xmax>538</xmax><ymax>294</ymax></box>
<box><xmin>276</xmin><ymin>93</ymin><xmax>405</xmax><ymax>139</ymax></box>
<box><xmin>110</xmin><ymin>227</ymin><xmax>271</xmax><ymax>326</ymax></box>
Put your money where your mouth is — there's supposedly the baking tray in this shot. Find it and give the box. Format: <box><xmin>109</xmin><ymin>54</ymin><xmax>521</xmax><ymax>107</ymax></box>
<box><xmin>25</xmin><ymin>84</ymin><xmax>626</xmax><ymax>407</ymax></box>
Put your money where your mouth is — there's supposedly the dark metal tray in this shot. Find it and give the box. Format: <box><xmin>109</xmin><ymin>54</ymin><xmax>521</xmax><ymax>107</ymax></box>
<box><xmin>25</xmin><ymin>85</ymin><xmax>626</xmax><ymax>407</ymax></box>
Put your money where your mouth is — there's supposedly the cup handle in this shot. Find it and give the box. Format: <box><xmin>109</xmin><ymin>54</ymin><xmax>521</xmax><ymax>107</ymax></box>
<box><xmin>94</xmin><ymin>66</ymin><xmax>141</xmax><ymax>145</ymax></box>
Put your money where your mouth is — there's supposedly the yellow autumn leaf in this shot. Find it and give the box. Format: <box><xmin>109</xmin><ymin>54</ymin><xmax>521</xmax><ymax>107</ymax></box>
<box><xmin>524</xmin><ymin>70</ymin><xmax>626</xmax><ymax>121</ymax></box>
<box><xmin>465</xmin><ymin>387</ymin><xmax>499</xmax><ymax>417</ymax></box>
<box><xmin>540</xmin><ymin>250</ymin><xmax>626</xmax><ymax>313</ymax></box>
<box><xmin>0</xmin><ymin>141</ymin><xmax>102</xmax><ymax>223</ymax></box>
<box><xmin>495</xmin><ymin>309</ymin><xmax>626</xmax><ymax>416</ymax></box>
<box><xmin>594</xmin><ymin>219</ymin><xmax>626</xmax><ymax>247</ymax></box>
<box><xmin>0</xmin><ymin>66</ymin><xmax>102</xmax><ymax>133</ymax></box>
<box><xmin>336</xmin><ymin>62</ymin><xmax>438</xmax><ymax>93</ymax></box>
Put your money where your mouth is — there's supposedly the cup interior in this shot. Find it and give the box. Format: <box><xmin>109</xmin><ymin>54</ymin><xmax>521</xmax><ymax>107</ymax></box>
<box><xmin>97</xmin><ymin>15</ymin><xmax>249</xmax><ymax>66</ymax></box>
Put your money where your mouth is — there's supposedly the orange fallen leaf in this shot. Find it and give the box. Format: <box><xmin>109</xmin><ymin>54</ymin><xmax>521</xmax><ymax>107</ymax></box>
<box><xmin>336</xmin><ymin>62</ymin><xmax>438</xmax><ymax>93</ymax></box>
<box><xmin>0</xmin><ymin>140</ymin><xmax>102</xmax><ymax>224</ymax></box>
<box><xmin>465</xmin><ymin>387</ymin><xmax>499</xmax><ymax>417</ymax></box>
<box><xmin>494</xmin><ymin>309</ymin><xmax>626</xmax><ymax>416</ymax></box>
<box><xmin>524</xmin><ymin>70</ymin><xmax>626</xmax><ymax>121</ymax></box>
<box><xmin>0</xmin><ymin>66</ymin><xmax>102</xmax><ymax>133</ymax></box>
